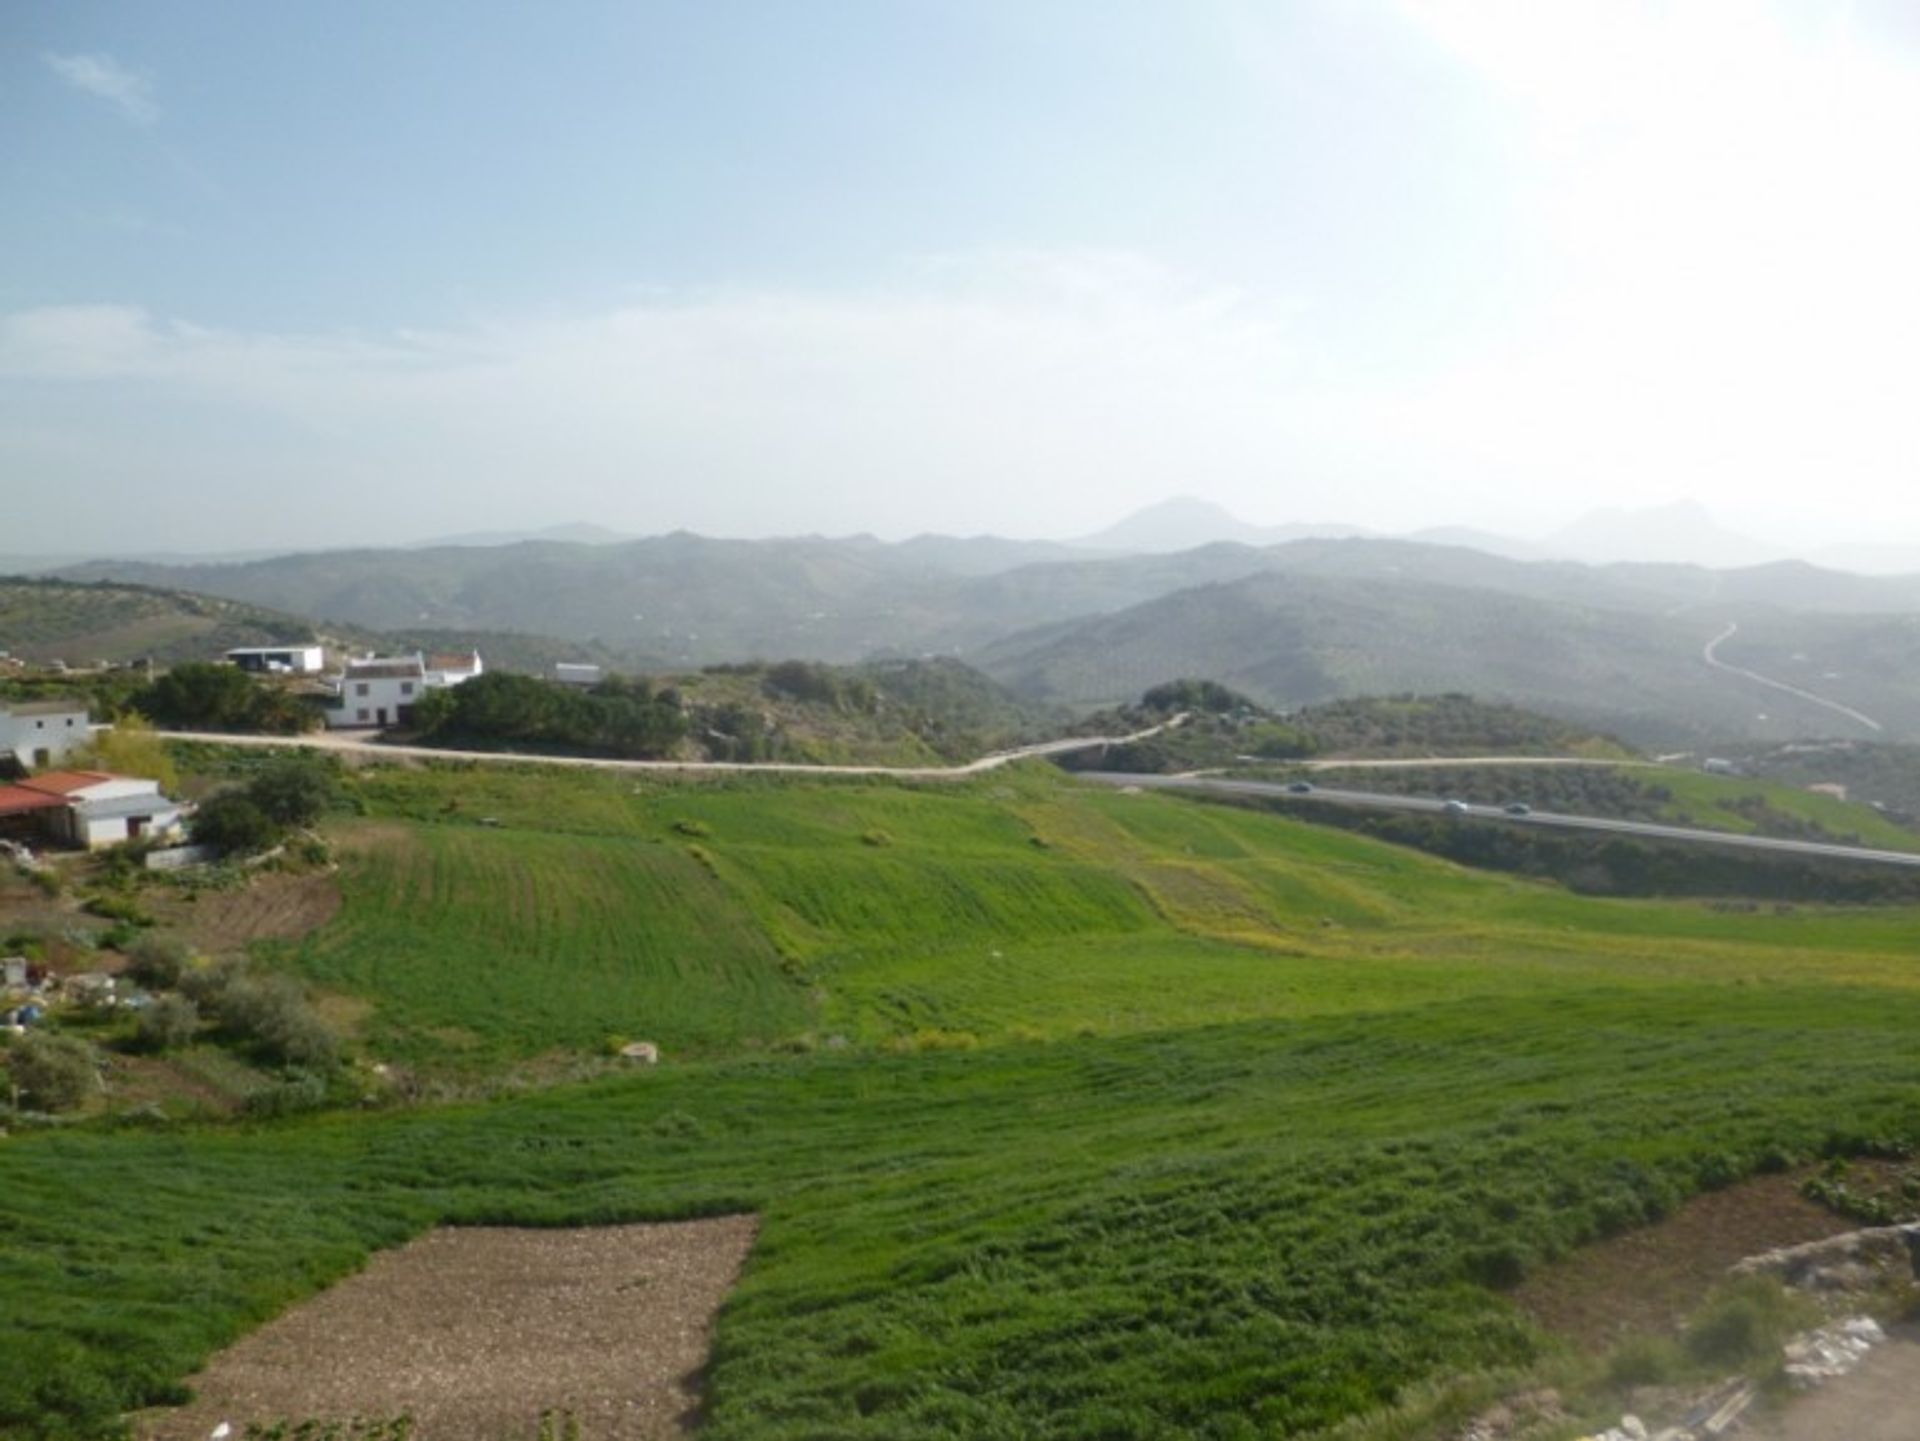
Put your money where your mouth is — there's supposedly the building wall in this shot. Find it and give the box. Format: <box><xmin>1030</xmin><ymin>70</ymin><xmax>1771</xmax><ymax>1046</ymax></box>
<box><xmin>324</xmin><ymin>673</ymin><xmax>427</xmax><ymax>728</ymax></box>
<box><xmin>0</xmin><ymin>710</ymin><xmax>89</xmax><ymax>769</ymax></box>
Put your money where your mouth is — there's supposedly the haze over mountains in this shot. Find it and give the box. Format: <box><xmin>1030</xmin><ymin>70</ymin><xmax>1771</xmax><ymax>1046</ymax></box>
<box><xmin>24</xmin><ymin>495</ymin><xmax>1920</xmax><ymax>749</ymax></box>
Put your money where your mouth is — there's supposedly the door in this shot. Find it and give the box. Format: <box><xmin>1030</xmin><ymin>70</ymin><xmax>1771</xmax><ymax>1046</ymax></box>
<box><xmin>376</xmin><ymin>707</ymin><xmax>389</xmax><ymax>726</ymax></box>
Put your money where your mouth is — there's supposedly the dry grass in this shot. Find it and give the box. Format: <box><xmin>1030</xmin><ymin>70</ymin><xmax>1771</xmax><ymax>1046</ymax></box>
<box><xmin>136</xmin><ymin>1217</ymin><xmax>758</xmax><ymax>1441</ymax></box>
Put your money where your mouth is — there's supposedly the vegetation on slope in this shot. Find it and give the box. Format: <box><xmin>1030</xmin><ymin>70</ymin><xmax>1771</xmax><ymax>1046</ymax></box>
<box><xmin>9</xmin><ymin>985</ymin><xmax>1920</xmax><ymax>1439</ymax></box>
<box><xmin>13</xmin><ymin>760</ymin><xmax>1920</xmax><ymax>1438</ymax></box>
<box><xmin>0</xmin><ymin>578</ymin><xmax>317</xmax><ymax>667</ymax></box>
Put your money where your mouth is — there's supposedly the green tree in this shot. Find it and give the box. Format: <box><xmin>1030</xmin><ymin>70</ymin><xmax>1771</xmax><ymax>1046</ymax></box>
<box><xmin>191</xmin><ymin>792</ymin><xmax>277</xmax><ymax>855</ymax></box>
<box><xmin>5</xmin><ymin>1032</ymin><xmax>100</xmax><ymax>1112</ymax></box>
<box><xmin>247</xmin><ymin>757</ymin><xmax>336</xmax><ymax>828</ymax></box>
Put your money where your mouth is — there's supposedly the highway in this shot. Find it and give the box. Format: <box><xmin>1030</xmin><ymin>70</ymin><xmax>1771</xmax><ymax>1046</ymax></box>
<box><xmin>1075</xmin><ymin>771</ymin><xmax>1920</xmax><ymax>871</ymax></box>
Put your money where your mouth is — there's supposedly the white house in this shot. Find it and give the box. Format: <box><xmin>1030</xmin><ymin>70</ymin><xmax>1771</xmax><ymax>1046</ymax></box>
<box><xmin>0</xmin><ymin>702</ymin><xmax>92</xmax><ymax>770</ymax></box>
<box><xmin>11</xmin><ymin>770</ymin><xmax>186</xmax><ymax>849</ymax></box>
<box><xmin>225</xmin><ymin>645</ymin><xmax>326</xmax><ymax>675</ymax></box>
<box><xmin>553</xmin><ymin>662</ymin><xmax>604</xmax><ymax>688</ymax></box>
<box><xmin>321</xmin><ymin>650</ymin><xmax>484</xmax><ymax>729</ymax></box>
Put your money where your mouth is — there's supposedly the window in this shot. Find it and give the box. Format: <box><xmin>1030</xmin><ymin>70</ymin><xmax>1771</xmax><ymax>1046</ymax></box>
<box><xmin>355</xmin><ymin>682</ymin><xmax>370</xmax><ymax>696</ymax></box>
<box><xmin>401</xmin><ymin>681</ymin><xmax>415</xmax><ymax>696</ymax></box>
<box><xmin>356</xmin><ymin>709</ymin><xmax>370</xmax><ymax>722</ymax></box>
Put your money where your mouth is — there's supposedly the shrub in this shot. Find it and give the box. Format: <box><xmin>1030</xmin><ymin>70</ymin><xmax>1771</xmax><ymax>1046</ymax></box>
<box><xmin>4</xmin><ymin>1032</ymin><xmax>100</xmax><ymax>1112</ymax></box>
<box><xmin>217</xmin><ymin>975</ymin><xmax>338</xmax><ymax>1069</ymax></box>
<box><xmin>123</xmin><ymin>933</ymin><xmax>191</xmax><ymax>990</ymax></box>
<box><xmin>192</xmin><ymin>792</ymin><xmax>278</xmax><ymax>856</ymax></box>
<box><xmin>247</xmin><ymin>758</ymin><xmax>337</xmax><ymax>828</ymax></box>
<box><xmin>1683</xmin><ymin>1277</ymin><xmax>1814</xmax><ymax>1369</ymax></box>
<box><xmin>133</xmin><ymin>995</ymin><xmax>200</xmax><ymax>1053</ymax></box>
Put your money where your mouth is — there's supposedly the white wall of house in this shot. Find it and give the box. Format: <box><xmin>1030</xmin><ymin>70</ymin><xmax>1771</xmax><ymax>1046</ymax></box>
<box><xmin>0</xmin><ymin>707</ymin><xmax>90</xmax><ymax>769</ymax></box>
<box><xmin>327</xmin><ymin>672</ymin><xmax>427</xmax><ymax>728</ymax></box>
<box><xmin>73</xmin><ymin>804</ymin><xmax>184</xmax><ymax>849</ymax></box>
<box><xmin>321</xmin><ymin>652</ymin><xmax>482</xmax><ymax>728</ymax></box>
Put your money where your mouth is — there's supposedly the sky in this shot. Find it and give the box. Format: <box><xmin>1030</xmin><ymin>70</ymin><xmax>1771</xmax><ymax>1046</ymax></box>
<box><xmin>5</xmin><ymin>0</ymin><xmax>1920</xmax><ymax>556</ymax></box>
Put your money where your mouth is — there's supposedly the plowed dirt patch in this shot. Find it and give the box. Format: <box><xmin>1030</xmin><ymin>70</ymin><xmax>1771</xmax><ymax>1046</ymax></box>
<box><xmin>1511</xmin><ymin>1172</ymin><xmax>1852</xmax><ymax>1350</ymax></box>
<box><xmin>155</xmin><ymin>871</ymin><xmax>342</xmax><ymax>954</ymax></box>
<box><xmin>137</xmin><ymin>1216</ymin><xmax>758</xmax><ymax>1441</ymax></box>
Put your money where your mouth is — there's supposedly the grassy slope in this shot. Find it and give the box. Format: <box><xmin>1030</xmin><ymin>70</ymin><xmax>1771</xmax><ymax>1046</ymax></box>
<box><xmin>285</xmin><ymin>765</ymin><xmax>1920</xmax><ymax>1068</ymax></box>
<box><xmin>12</xmin><ymin>766</ymin><xmax>1920</xmax><ymax>1437</ymax></box>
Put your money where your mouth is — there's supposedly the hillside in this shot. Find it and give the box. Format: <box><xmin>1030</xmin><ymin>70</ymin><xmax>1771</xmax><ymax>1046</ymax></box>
<box><xmin>10</xmin><ymin>760</ymin><xmax>1920</xmax><ymax>1438</ymax></box>
<box><xmin>977</xmin><ymin>570</ymin><xmax>1920</xmax><ymax>745</ymax></box>
<box><xmin>45</xmin><ymin>535</ymin><xmax>1920</xmax><ymax>745</ymax></box>
<box><xmin>0</xmin><ymin>577</ymin><xmax>319</xmax><ymax>665</ymax></box>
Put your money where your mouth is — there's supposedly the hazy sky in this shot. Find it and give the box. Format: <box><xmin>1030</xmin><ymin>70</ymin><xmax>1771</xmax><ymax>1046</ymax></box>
<box><xmin>6</xmin><ymin>1</ymin><xmax>1920</xmax><ymax>554</ymax></box>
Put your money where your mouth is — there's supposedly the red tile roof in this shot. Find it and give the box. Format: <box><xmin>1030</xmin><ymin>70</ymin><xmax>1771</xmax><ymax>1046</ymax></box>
<box><xmin>18</xmin><ymin>770</ymin><xmax>114</xmax><ymax>797</ymax></box>
<box><xmin>0</xmin><ymin>784</ymin><xmax>65</xmax><ymax>817</ymax></box>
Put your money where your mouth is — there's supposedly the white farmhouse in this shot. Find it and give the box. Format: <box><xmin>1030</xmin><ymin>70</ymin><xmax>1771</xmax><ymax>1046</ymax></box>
<box><xmin>225</xmin><ymin>645</ymin><xmax>326</xmax><ymax>675</ymax></box>
<box><xmin>0</xmin><ymin>701</ymin><xmax>92</xmax><ymax>770</ymax></box>
<box><xmin>14</xmin><ymin>770</ymin><xmax>186</xmax><ymax>849</ymax></box>
<box><xmin>321</xmin><ymin>651</ymin><xmax>484</xmax><ymax>729</ymax></box>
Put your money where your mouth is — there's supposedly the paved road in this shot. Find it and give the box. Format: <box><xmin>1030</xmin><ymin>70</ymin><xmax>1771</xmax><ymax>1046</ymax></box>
<box><xmin>1704</xmin><ymin>620</ymin><xmax>1883</xmax><ymax>734</ymax></box>
<box><xmin>1078</xmin><ymin>771</ymin><xmax>1920</xmax><ymax>870</ymax></box>
<box><xmin>155</xmin><ymin>715</ymin><xmax>1186</xmax><ymax>781</ymax></box>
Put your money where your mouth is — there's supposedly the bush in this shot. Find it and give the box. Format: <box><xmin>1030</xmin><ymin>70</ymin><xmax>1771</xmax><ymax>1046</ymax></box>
<box><xmin>4</xmin><ymin>1032</ymin><xmax>100</xmax><ymax>1112</ymax></box>
<box><xmin>216</xmin><ymin>975</ymin><xmax>338</xmax><ymax>1069</ymax></box>
<box><xmin>123</xmin><ymin>933</ymin><xmax>190</xmax><ymax>990</ymax></box>
<box><xmin>192</xmin><ymin>792</ymin><xmax>278</xmax><ymax>856</ymax></box>
<box><xmin>247</xmin><ymin>758</ymin><xmax>337</xmax><ymax>828</ymax></box>
<box><xmin>133</xmin><ymin>995</ymin><xmax>200</xmax><ymax>1053</ymax></box>
<box><xmin>1683</xmin><ymin>1277</ymin><xmax>1812</xmax><ymax>1369</ymax></box>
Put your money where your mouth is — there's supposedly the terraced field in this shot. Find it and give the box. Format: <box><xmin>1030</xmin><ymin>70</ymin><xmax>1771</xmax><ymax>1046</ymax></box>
<box><xmin>9</xmin><ymin>761</ymin><xmax>1920</xmax><ymax>1440</ymax></box>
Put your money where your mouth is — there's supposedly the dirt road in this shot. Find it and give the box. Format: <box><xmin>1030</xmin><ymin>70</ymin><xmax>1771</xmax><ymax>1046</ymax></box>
<box><xmin>1743</xmin><ymin>1331</ymin><xmax>1920</xmax><ymax>1441</ymax></box>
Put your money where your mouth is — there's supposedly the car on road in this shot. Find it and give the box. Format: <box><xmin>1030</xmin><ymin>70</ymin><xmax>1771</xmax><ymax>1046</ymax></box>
<box><xmin>1441</xmin><ymin>799</ymin><xmax>1470</xmax><ymax>816</ymax></box>
<box><xmin>1285</xmin><ymin>781</ymin><xmax>1314</xmax><ymax>794</ymax></box>
<box><xmin>1503</xmin><ymin>802</ymin><xmax>1532</xmax><ymax>816</ymax></box>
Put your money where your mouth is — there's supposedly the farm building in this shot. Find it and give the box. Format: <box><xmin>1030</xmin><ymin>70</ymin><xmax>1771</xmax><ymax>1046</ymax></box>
<box><xmin>0</xmin><ymin>701</ymin><xmax>92</xmax><ymax>770</ymax></box>
<box><xmin>321</xmin><ymin>650</ymin><xmax>484</xmax><ymax>729</ymax></box>
<box><xmin>0</xmin><ymin>770</ymin><xmax>185</xmax><ymax>849</ymax></box>
<box><xmin>225</xmin><ymin>645</ymin><xmax>326</xmax><ymax>675</ymax></box>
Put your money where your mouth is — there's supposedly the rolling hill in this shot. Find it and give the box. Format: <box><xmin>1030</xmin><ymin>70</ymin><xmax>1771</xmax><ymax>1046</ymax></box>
<box><xmin>975</xmin><ymin>569</ymin><xmax>1920</xmax><ymax>745</ymax></box>
<box><xmin>13</xmin><ymin>760</ymin><xmax>1920</xmax><ymax>1438</ymax></box>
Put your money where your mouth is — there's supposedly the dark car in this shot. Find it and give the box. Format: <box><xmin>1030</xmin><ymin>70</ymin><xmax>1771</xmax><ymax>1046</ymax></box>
<box><xmin>1503</xmin><ymin>802</ymin><xmax>1532</xmax><ymax>816</ymax></box>
<box><xmin>1286</xmin><ymin>781</ymin><xmax>1314</xmax><ymax>794</ymax></box>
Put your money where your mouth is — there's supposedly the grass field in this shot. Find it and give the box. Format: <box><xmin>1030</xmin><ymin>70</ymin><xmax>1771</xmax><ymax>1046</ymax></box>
<box><xmin>9</xmin><ymin>761</ymin><xmax>1920</xmax><ymax>1439</ymax></box>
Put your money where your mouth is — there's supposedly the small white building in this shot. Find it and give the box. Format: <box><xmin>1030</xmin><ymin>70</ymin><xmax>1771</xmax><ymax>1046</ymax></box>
<box><xmin>321</xmin><ymin>650</ymin><xmax>484</xmax><ymax>729</ymax></box>
<box><xmin>15</xmin><ymin>770</ymin><xmax>186</xmax><ymax>849</ymax></box>
<box><xmin>225</xmin><ymin>645</ymin><xmax>326</xmax><ymax>675</ymax></box>
<box><xmin>0</xmin><ymin>702</ymin><xmax>92</xmax><ymax>770</ymax></box>
<box><xmin>553</xmin><ymin>662</ymin><xmax>604</xmax><ymax>688</ymax></box>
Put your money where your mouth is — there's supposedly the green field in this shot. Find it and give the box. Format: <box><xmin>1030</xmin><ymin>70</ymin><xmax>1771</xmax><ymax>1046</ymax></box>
<box><xmin>9</xmin><ymin>762</ymin><xmax>1920</xmax><ymax>1438</ymax></box>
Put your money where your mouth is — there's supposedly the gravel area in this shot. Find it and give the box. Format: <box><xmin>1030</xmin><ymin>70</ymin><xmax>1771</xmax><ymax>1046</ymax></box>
<box><xmin>137</xmin><ymin>1217</ymin><xmax>759</xmax><ymax>1441</ymax></box>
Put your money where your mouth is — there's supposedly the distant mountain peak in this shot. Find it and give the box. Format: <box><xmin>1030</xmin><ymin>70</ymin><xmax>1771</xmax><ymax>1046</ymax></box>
<box><xmin>1541</xmin><ymin>500</ymin><xmax>1778</xmax><ymax>569</ymax></box>
<box><xmin>1076</xmin><ymin>496</ymin><xmax>1369</xmax><ymax>554</ymax></box>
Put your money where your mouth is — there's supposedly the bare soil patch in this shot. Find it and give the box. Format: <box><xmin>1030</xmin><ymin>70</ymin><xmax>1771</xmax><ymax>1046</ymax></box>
<box><xmin>136</xmin><ymin>1216</ymin><xmax>759</xmax><ymax>1441</ymax></box>
<box><xmin>1511</xmin><ymin>1172</ymin><xmax>1853</xmax><ymax>1350</ymax></box>
<box><xmin>152</xmin><ymin>870</ymin><xmax>343</xmax><ymax>955</ymax></box>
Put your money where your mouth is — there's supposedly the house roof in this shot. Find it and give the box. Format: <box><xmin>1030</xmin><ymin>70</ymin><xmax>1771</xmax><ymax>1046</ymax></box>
<box><xmin>0</xmin><ymin>784</ymin><xmax>64</xmax><ymax>817</ymax></box>
<box><xmin>426</xmin><ymin>652</ymin><xmax>481</xmax><ymax>672</ymax></box>
<box><xmin>346</xmin><ymin>660</ymin><xmax>425</xmax><ymax>680</ymax></box>
<box><xmin>2</xmin><ymin>701</ymin><xmax>89</xmax><ymax>717</ymax></box>
<box><xmin>18</xmin><ymin>770</ymin><xmax>116</xmax><ymax>796</ymax></box>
